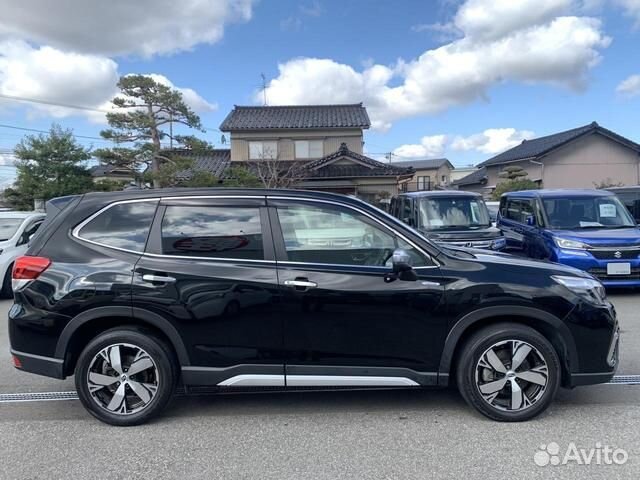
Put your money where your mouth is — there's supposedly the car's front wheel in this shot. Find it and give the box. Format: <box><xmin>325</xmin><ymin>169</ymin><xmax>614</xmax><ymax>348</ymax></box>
<box><xmin>456</xmin><ymin>323</ymin><xmax>560</xmax><ymax>422</ymax></box>
<box><xmin>75</xmin><ymin>328</ymin><xmax>177</xmax><ymax>426</ymax></box>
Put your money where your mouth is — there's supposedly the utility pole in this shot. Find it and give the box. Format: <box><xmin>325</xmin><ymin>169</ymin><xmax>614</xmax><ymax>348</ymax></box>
<box><xmin>385</xmin><ymin>152</ymin><xmax>394</xmax><ymax>163</ymax></box>
<box><xmin>261</xmin><ymin>73</ymin><xmax>268</xmax><ymax>106</ymax></box>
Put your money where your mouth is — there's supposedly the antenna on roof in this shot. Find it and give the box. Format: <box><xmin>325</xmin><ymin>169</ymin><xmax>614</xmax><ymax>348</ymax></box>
<box><xmin>260</xmin><ymin>73</ymin><xmax>268</xmax><ymax>106</ymax></box>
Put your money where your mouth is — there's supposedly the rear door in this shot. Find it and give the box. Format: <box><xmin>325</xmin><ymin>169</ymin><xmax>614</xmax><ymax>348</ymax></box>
<box><xmin>268</xmin><ymin>197</ymin><xmax>446</xmax><ymax>387</ymax></box>
<box><xmin>132</xmin><ymin>196</ymin><xmax>284</xmax><ymax>386</ymax></box>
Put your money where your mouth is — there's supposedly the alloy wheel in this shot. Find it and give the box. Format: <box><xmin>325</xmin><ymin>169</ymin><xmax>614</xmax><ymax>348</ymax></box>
<box><xmin>87</xmin><ymin>343</ymin><xmax>159</xmax><ymax>415</ymax></box>
<box><xmin>474</xmin><ymin>339</ymin><xmax>549</xmax><ymax>412</ymax></box>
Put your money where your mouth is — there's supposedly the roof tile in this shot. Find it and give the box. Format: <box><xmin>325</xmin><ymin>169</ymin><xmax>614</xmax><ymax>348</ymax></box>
<box><xmin>220</xmin><ymin>104</ymin><xmax>370</xmax><ymax>130</ymax></box>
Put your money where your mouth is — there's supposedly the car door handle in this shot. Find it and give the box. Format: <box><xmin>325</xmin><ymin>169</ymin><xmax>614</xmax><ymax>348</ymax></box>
<box><xmin>142</xmin><ymin>274</ymin><xmax>176</xmax><ymax>284</ymax></box>
<box><xmin>284</xmin><ymin>279</ymin><xmax>318</xmax><ymax>289</ymax></box>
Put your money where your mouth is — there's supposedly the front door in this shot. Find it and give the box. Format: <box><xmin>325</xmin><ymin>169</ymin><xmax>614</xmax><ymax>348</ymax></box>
<box><xmin>268</xmin><ymin>198</ymin><xmax>447</xmax><ymax>387</ymax></box>
<box><xmin>132</xmin><ymin>196</ymin><xmax>285</xmax><ymax>386</ymax></box>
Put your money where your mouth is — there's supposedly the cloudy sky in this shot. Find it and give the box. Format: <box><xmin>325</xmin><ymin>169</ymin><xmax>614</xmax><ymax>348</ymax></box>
<box><xmin>0</xmin><ymin>0</ymin><xmax>639</xmax><ymax>185</ymax></box>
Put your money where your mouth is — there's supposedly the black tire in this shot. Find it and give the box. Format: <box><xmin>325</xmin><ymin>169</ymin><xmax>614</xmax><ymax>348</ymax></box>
<box><xmin>0</xmin><ymin>264</ymin><xmax>13</xmax><ymax>299</ymax></box>
<box><xmin>75</xmin><ymin>327</ymin><xmax>178</xmax><ymax>426</ymax></box>
<box><xmin>456</xmin><ymin>323</ymin><xmax>560</xmax><ymax>422</ymax></box>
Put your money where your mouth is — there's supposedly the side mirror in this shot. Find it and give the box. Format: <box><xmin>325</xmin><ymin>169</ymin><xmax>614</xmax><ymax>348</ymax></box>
<box><xmin>526</xmin><ymin>215</ymin><xmax>536</xmax><ymax>226</ymax></box>
<box><xmin>385</xmin><ymin>249</ymin><xmax>418</xmax><ymax>282</ymax></box>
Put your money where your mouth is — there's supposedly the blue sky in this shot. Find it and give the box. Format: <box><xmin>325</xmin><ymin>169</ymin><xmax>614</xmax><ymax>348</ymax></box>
<box><xmin>1</xmin><ymin>0</ymin><xmax>640</xmax><ymax>185</ymax></box>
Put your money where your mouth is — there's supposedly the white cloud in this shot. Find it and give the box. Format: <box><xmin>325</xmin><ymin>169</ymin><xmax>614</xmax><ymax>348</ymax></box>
<box><xmin>0</xmin><ymin>153</ymin><xmax>16</xmax><ymax>166</ymax></box>
<box><xmin>0</xmin><ymin>41</ymin><xmax>216</xmax><ymax>122</ymax></box>
<box><xmin>454</xmin><ymin>0</ymin><xmax>572</xmax><ymax>41</ymax></box>
<box><xmin>259</xmin><ymin>0</ymin><xmax>610</xmax><ymax>130</ymax></box>
<box><xmin>146</xmin><ymin>74</ymin><xmax>218</xmax><ymax>112</ymax></box>
<box><xmin>393</xmin><ymin>135</ymin><xmax>448</xmax><ymax>158</ymax></box>
<box><xmin>616</xmin><ymin>0</ymin><xmax>640</xmax><ymax>26</ymax></box>
<box><xmin>616</xmin><ymin>74</ymin><xmax>640</xmax><ymax>97</ymax></box>
<box><xmin>0</xmin><ymin>40</ymin><xmax>119</xmax><ymax>119</ymax></box>
<box><xmin>0</xmin><ymin>0</ymin><xmax>254</xmax><ymax>57</ymax></box>
<box><xmin>451</xmin><ymin>128</ymin><xmax>536</xmax><ymax>154</ymax></box>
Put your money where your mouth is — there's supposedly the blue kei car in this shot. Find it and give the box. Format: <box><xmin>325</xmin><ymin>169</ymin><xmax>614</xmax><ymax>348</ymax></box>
<box><xmin>498</xmin><ymin>189</ymin><xmax>640</xmax><ymax>287</ymax></box>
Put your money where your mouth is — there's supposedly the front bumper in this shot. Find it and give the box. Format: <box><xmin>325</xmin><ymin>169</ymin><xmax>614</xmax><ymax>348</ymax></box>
<box><xmin>552</xmin><ymin>248</ymin><xmax>640</xmax><ymax>287</ymax></box>
<box><xmin>566</xmin><ymin>304</ymin><xmax>619</xmax><ymax>387</ymax></box>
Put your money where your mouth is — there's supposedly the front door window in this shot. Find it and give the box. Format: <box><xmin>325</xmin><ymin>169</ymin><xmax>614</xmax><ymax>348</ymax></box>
<box><xmin>276</xmin><ymin>203</ymin><xmax>429</xmax><ymax>267</ymax></box>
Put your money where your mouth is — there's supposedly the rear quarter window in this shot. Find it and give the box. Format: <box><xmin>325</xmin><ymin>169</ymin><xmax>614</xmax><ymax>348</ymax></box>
<box><xmin>76</xmin><ymin>201</ymin><xmax>158</xmax><ymax>252</ymax></box>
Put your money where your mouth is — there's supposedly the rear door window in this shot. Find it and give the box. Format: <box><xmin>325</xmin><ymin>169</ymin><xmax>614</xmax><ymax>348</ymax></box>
<box><xmin>161</xmin><ymin>206</ymin><xmax>264</xmax><ymax>260</ymax></box>
<box><xmin>77</xmin><ymin>201</ymin><xmax>158</xmax><ymax>252</ymax></box>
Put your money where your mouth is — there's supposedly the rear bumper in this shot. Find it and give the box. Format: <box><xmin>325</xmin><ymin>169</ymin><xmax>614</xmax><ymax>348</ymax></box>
<box><xmin>10</xmin><ymin>349</ymin><xmax>65</xmax><ymax>379</ymax></box>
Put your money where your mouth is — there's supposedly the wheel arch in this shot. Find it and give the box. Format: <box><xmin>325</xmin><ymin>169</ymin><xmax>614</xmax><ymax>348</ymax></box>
<box><xmin>438</xmin><ymin>306</ymin><xmax>578</xmax><ymax>387</ymax></box>
<box><xmin>56</xmin><ymin>306</ymin><xmax>190</xmax><ymax>376</ymax></box>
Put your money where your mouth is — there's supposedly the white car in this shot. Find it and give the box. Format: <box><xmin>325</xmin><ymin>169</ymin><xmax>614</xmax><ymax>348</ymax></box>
<box><xmin>0</xmin><ymin>212</ymin><xmax>46</xmax><ymax>297</ymax></box>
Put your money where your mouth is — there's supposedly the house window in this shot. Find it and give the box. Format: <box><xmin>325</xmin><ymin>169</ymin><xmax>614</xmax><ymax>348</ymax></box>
<box><xmin>294</xmin><ymin>140</ymin><xmax>323</xmax><ymax>159</ymax></box>
<box><xmin>249</xmin><ymin>141</ymin><xmax>278</xmax><ymax>160</ymax></box>
<box><xmin>441</xmin><ymin>175</ymin><xmax>448</xmax><ymax>184</ymax></box>
<box><xmin>417</xmin><ymin>176</ymin><xmax>430</xmax><ymax>191</ymax></box>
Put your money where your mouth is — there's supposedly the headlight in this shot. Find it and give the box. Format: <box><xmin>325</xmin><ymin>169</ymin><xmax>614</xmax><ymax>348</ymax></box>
<box><xmin>552</xmin><ymin>275</ymin><xmax>607</xmax><ymax>305</ymax></box>
<box><xmin>553</xmin><ymin>237</ymin><xmax>589</xmax><ymax>250</ymax></box>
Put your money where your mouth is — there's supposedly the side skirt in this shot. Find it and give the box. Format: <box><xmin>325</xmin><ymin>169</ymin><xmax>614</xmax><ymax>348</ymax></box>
<box><xmin>181</xmin><ymin>364</ymin><xmax>439</xmax><ymax>388</ymax></box>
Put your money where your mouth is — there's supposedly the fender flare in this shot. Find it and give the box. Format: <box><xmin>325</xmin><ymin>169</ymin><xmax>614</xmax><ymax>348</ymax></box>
<box><xmin>438</xmin><ymin>305</ymin><xmax>578</xmax><ymax>380</ymax></box>
<box><xmin>55</xmin><ymin>306</ymin><xmax>190</xmax><ymax>365</ymax></box>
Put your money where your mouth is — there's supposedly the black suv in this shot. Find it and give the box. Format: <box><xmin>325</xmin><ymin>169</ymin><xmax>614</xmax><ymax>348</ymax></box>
<box><xmin>9</xmin><ymin>189</ymin><xmax>619</xmax><ymax>425</ymax></box>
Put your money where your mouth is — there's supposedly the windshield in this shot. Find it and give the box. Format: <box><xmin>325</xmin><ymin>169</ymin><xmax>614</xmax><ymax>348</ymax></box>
<box><xmin>542</xmin><ymin>196</ymin><xmax>636</xmax><ymax>229</ymax></box>
<box><xmin>0</xmin><ymin>218</ymin><xmax>24</xmax><ymax>241</ymax></box>
<box><xmin>419</xmin><ymin>197</ymin><xmax>491</xmax><ymax>230</ymax></box>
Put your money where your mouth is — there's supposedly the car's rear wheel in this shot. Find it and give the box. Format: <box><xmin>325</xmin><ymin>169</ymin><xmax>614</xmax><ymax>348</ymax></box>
<box><xmin>75</xmin><ymin>328</ymin><xmax>177</xmax><ymax>426</ymax></box>
<box><xmin>456</xmin><ymin>323</ymin><xmax>560</xmax><ymax>422</ymax></box>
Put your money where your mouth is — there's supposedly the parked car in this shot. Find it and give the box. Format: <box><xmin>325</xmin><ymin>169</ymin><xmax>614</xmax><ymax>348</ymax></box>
<box><xmin>485</xmin><ymin>201</ymin><xmax>500</xmax><ymax>224</ymax></box>
<box><xmin>10</xmin><ymin>189</ymin><xmax>618</xmax><ymax>425</ymax></box>
<box><xmin>389</xmin><ymin>191</ymin><xmax>506</xmax><ymax>250</ymax></box>
<box><xmin>498</xmin><ymin>189</ymin><xmax>640</xmax><ymax>286</ymax></box>
<box><xmin>0</xmin><ymin>211</ymin><xmax>45</xmax><ymax>298</ymax></box>
<box><xmin>607</xmin><ymin>185</ymin><xmax>640</xmax><ymax>224</ymax></box>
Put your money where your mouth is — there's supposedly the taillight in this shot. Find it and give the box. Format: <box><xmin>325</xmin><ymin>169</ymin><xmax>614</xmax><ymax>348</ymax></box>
<box><xmin>12</xmin><ymin>256</ymin><xmax>51</xmax><ymax>280</ymax></box>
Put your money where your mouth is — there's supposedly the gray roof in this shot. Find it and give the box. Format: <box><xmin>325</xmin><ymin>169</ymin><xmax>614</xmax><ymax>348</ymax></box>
<box><xmin>305</xmin><ymin>143</ymin><xmax>413</xmax><ymax>179</ymax></box>
<box><xmin>478</xmin><ymin>122</ymin><xmax>640</xmax><ymax>167</ymax></box>
<box><xmin>220</xmin><ymin>104</ymin><xmax>370</xmax><ymax>131</ymax></box>
<box><xmin>387</xmin><ymin>158</ymin><xmax>453</xmax><ymax>170</ymax></box>
<box><xmin>451</xmin><ymin>167</ymin><xmax>487</xmax><ymax>187</ymax></box>
<box><xmin>168</xmin><ymin>149</ymin><xmax>231</xmax><ymax>179</ymax></box>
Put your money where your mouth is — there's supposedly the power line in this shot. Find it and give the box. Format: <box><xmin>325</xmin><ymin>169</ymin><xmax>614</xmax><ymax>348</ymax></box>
<box><xmin>0</xmin><ymin>93</ymin><xmax>110</xmax><ymax>113</ymax></box>
<box><xmin>0</xmin><ymin>123</ymin><xmax>107</xmax><ymax>141</ymax></box>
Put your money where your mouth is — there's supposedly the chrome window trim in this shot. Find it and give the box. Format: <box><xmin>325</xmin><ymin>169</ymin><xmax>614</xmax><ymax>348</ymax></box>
<box><xmin>71</xmin><ymin>194</ymin><xmax>440</xmax><ymax>267</ymax></box>
<box><xmin>268</xmin><ymin>195</ymin><xmax>440</xmax><ymax>267</ymax></box>
<box><xmin>72</xmin><ymin>195</ymin><xmax>266</xmax><ymax>256</ymax></box>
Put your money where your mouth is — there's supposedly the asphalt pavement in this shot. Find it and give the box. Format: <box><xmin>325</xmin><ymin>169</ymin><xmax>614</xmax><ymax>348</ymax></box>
<box><xmin>1</xmin><ymin>295</ymin><xmax>639</xmax><ymax>479</ymax></box>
